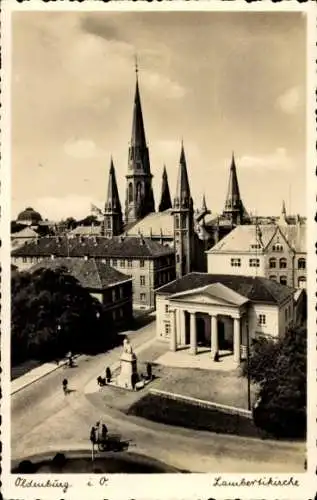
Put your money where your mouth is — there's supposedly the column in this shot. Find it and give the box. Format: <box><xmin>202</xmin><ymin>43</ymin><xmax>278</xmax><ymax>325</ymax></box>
<box><xmin>210</xmin><ymin>315</ymin><xmax>218</xmax><ymax>355</ymax></box>
<box><xmin>170</xmin><ymin>310</ymin><xmax>177</xmax><ymax>352</ymax></box>
<box><xmin>189</xmin><ymin>312</ymin><xmax>197</xmax><ymax>355</ymax></box>
<box><xmin>233</xmin><ymin>317</ymin><xmax>241</xmax><ymax>364</ymax></box>
<box><xmin>179</xmin><ymin>309</ymin><xmax>186</xmax><ymax>345</ymax></box>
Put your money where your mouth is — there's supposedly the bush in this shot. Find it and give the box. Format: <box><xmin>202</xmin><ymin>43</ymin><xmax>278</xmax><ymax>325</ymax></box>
<box><xmin>17</xmin><ymin>460</ymin><xmax>36</xmax><ymax>473</ymax></box>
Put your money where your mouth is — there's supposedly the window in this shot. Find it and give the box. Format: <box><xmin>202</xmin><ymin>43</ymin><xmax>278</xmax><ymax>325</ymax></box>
<box><xmin>181</xmin><ymin>218</ymin><xmax>187</xmax><ymax>229</ymax></box>
<box><xmin>164</xmin><ymin>323</ymin><xmax>171</xmax><ymax>336</ymax></box>
<box><xmin>107</xmin><ymin>218</ymin><xmax>111</xmax><ymax>229</ymax></box>
<box><xmin>140</xmin><ymin>276</ymin><xmax>146</xmax><ymax>286</ymax></box>
<box><xmin>280</xmin><ymin>276</ymin><xmax>287</xmax><ymax>286</ymax></box>
<box><xmin>272</xmin><ymin>244</ymin><xmax>283</xmax><ymax>252</ymax></box>
<box><xmin>119</xmin><ymin>287</ymin><xmax>123</xmax><ymax>299</ymax></box>
<box><xmin>112</xmin><ymin>310</ymin><xmax>117</xmax><ymax>321</ymax></box>
<box><xmin>120</xmin><ymin>259</ymin><xmax>125</xmax><ymax>268</ymax></box>
<box><xmin>175</xmin><ymin>216</ymin><xmax>180</xmax><ymax>229</ymax></box>
<box><xmin>230</xmin><ymin>258</ymin><xmax>241</xmax><ymax>267</ymax></box>
<box><xmin>269</xmin><ymin>275</ymin><xmax>277</xmax><ymax>282</ymax></box>
<box><xmin>249</xmin><ymin>258</ymin><xmax>260</xmax><ymax>267</ymax></box>
<box><xmin>127</xmin><ymin>259</ymin><xmax>133</xmax><ymax>268</ymax></box>
<box><xmin>112</xmin><ymin>289</ymin><xmax>116</xmax><ymax>302</ymax></box>
<box><xmin>140</xmin><ymin>259</ymin><xmax>145</xmax><ymax>267</ymax></box>
<box><xmin>250</xmin><ymin>244</ymin><xmax>261</xmax><ymax>250</ymax></box>
<box><xmin>298</xmin><ymin>276</ymin><xmax>306</xmax><ymax>289</ymax></box>
<box><xmin>128</xmin><ymin>183</ymin><xmax>133</xmax><ymax>202</ymax></box>
<box><xmin>279</xmin><ymin>258</ymin><xmax>287</xmax><ymax>269</ymax></box>
<box><xmin>258</xmin><ymin>314</ymin><xmax>266</xmax><ymax>325</ymax></box>
<box><xmin>298</xmin><ymin>258</ymin><xmax>306</xmax><ymax>270</ymax></box>
<box><xmin>176</xmin><ymin>254</ymin><xmax>180</xmax><ymax>263</ymax></box>
<box><xmin>140</xmin><ymin>293</ymin><xmax>146</xmax><ymax>302</ymax></box>
<box><xmin>119</xmin><ymin>308</ymin><xmax>124</xmax><ymax>318</ymax></box>
<box><xmin>112</xmin><ymin>259</ymin><xmax>117</xmax><ymax>267</ymax></box>
<box><xmin>165</xmin><ymin>304</ymin><xmax>169</xmax><ymax>313</ymax></box>
<box><xmin>22</xmin><ymin>257</ymin><xmax>27</xmax><ymax>263</ymax></box>
<box><xmin>285</xmin><ymin>308</ymin><xmax>288</xmax><ymax>321</ymax></box>
<box><xmin>269</xmin><ymin>258</ymin><xmax>276</xmax><ymax>269</ymax></box>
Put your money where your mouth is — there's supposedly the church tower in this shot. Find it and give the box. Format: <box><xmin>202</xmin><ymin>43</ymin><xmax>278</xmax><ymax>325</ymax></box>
<box><xmin>103</xmin><ymin>157</ymin><xmax>124</xmax><ymax>238</ymax></box>
<box><xmin>172</xmin><ymin>142</ymin><xmax>194</xmax><ymax>278</ymax></box>
<box><xmin>223</xmin><ymin>152</ymin><xmax>247</xmax><ymax>226</ymax></box>
<box><xmin>125</xmin><ymin>63</ymin><xmax>155</xmax><ymax>225</ymax></box>
<box><xmin>158</xmin><ymin>165</ymin><xmax>172</xmax><ymax>212</ymax></box>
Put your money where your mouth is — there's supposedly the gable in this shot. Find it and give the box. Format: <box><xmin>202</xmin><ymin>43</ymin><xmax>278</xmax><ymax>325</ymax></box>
<box><xmin>264</xmin><ymin>226</ymin><xmax>294</xmax><ymax>253</ymax></box>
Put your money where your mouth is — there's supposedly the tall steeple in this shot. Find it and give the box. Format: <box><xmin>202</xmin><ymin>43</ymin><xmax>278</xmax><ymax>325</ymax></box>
<box><xmin>125</xmin><ymin>61</ymin><xmax>155</xmax><ymax>225</ymax></box>
<box><xmin>172</xmin><ymin>142</ymin><xmax>194</xmax><ymax>278</ymax></box>
<box><xmin>223</xmin><ymin>152</ymin><xmax>247</xmax><ymax>225</ymax></box>
<box><xmin>103</xmin><ymin>157</ymin><xmax>123</xmax><ymax>238</ymax></box>
<box><xmin>278</xmin><ymin>200</ymin><xmax>288</xmax><ymax>226</ymax></box>
<box><xmin>158</xmin><ymin>165</ymin><xmax>172</xmax><ymax>212</ymax></box>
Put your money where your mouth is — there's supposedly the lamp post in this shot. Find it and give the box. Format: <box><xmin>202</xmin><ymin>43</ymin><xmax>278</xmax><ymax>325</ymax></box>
<box><xmin>246</xmin><ymin>317</ymin><xmax>251</xmax><ymax>412</ymax></box>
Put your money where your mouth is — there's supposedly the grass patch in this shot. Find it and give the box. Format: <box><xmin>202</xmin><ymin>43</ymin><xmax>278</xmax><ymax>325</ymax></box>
<box><xmin>127</xmin><ymin>393</ymin><xmax>266</xmax><ymax>439</ymax></box>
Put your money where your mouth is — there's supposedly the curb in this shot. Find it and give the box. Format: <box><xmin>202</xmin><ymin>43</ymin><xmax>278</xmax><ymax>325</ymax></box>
<box><xmin>11</xmin><ymin>355</ymin><xmax>82</xmax><ymax>396</ymax></box>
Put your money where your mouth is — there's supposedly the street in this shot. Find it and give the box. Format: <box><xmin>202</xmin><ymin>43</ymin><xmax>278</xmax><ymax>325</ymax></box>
<box><xmin>11</xmin><ymin>320</ymin><xmax>305</xmax><ymax>473</ymax></box>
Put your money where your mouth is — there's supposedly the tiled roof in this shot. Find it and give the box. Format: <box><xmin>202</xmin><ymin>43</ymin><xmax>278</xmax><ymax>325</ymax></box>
<box><xmin>12</xmin><ymin>235</ymin><xmax>173</xmax><ymax>259</ymax></box>
<box><xmin>11</xmin><ymin>227</ymin><xmax>38</xmax><ymax>239</ymax></box>
<box><xmin>208</xmin><ymin>224</ymin><xmax>306</xmax><ymax>254</ymax></box>
<box><xmin>69</xmin><ymin>225</ymin><xmax>102</xmax><ymax>236</ymax></box>
<box><xmin>126</xmin><ymin>210</ymin><xmax>174</xmax><ymax>238</ymax></box>
<box><xmin>156</xmin><ymin>272</ymin><xmax>293</xmax><ymax>305</ymax></box>
<box><xmin>29</xmin><ymin>258</ymin><xmax>130</xmax><ymax>290</ymax></box>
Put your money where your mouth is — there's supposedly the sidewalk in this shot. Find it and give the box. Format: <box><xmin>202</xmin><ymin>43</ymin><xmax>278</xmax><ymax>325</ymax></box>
<box><xmin>11</xmin><ymin>356</ymin><xmax>80</xmax><ymax>395</ymax></box>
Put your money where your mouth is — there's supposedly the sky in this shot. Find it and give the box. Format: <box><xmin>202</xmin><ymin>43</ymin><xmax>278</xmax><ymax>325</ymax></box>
<box><xmin>12</xmin><ymin>11</ymin><xmax>306</xmax><ymax>221</ymax></box>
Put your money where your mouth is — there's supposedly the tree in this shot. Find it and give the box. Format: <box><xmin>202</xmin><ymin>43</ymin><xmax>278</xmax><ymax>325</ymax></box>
<box><xmin>11</xmin><ymin>267</ymin><xmax>106</xmax><ymax>364</ymax></box>
<box><xmin>243</xmin><ymin>328</ymin><xmax>306</xmax><ymax>438</ymax></box>
<box><xmin>78</xmin><ymin>215</ymin><xmax>100</xmax><ymax>227</ymax></box>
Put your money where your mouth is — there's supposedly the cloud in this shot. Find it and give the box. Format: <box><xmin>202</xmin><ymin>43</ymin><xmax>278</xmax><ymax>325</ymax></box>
<box><xmin>35</xmin><ymin>194</ymin><xmax>104</xmax><ymax>220</ymax></box>
<box><xmin>143</xmin><ymin>71</ymin><xmax>186</xmax><ymax>99</ymax></box>
<box><xmin>63</xmin><ymin>139</ymin><xmax>106</xmax><ymax>159</ymax></box>
<box><xmin>238</xmin><ymin>147</ymin><xmax>293</xmax><ymax>170</ymax></box>
<box><xmin>276</xmin><ymin>86</ymin><xmax>303</xmax><ymax>114</ymax></box>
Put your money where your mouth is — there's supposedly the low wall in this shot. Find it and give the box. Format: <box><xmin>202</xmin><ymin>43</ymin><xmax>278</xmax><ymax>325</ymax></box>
<box><xmin>149</xmin><ymin>388</ymin><xmax>252</xmax><ymax>419</ymax></box>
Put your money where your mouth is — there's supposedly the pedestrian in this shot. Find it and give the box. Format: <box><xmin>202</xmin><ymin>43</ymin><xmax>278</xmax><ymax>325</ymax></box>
<box><xmin>101</xmin><ymin>423</ymin><xmax>108</xmax><ymax>441</ymax></box>
<box><xmin>62</xmin><ymin>378</ymin><xmax>68</xmax><ymax>395</ymax></box>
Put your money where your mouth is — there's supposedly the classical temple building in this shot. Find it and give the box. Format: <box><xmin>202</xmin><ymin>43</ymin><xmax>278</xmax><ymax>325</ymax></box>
<box><xmin>155</xmin><ymin>273</ymin><xmax>295</xmax><ymax>364</ymax></box>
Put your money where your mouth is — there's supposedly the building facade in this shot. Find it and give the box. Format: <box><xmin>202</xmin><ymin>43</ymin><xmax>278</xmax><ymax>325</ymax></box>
<box><xmin>29</xmin><ymin>257</ymin><xmax>133</xmax><ymax>332</ymax></box>
<box><xmin>207</xmin><ymin>220</ymin><xmax>306</xmax><ymax>289</ymax></box>
<box><xmin>155</xmin><ymin>273</ymin><xmax>294</xmax><ymax>364</ymax></box>
<box><xmin>12</xmin><ymin>235</ymin><xmax>175</xmax><ymax>310</ymax></box>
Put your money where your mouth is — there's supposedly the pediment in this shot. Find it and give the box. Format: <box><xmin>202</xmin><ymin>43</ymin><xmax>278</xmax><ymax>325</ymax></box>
<box><xmin>169</xmin><ymin>282</ymin><xmax>249</xmax><ymax>307</ymax></box>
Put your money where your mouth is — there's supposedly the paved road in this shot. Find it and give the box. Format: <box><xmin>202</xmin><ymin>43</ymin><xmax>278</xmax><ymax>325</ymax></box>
<box><xmin>11</xmin><ymin>321</ymin><xmax>305</xmax><ymax>473</ymax></box>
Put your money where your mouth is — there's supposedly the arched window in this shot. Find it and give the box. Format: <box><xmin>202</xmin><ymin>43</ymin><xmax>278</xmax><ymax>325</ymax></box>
<box><xmin>181</xmin><ymin>217</ymin><xmax>187</xmax><ymax>229</ymax></box>
<box><xmin>136</xmin><ymin>182</ymin><xmax>141</xmax><ymax>200</ymax></box>
<box><xmin>107</xmin><ymin>218</ymin><xmax>111</xmax><ymax>229</ymax></box>
<box><xmin>298</xmin><ymin>258</ymin><xmax>306</xmax><ymax>270</ymax></box>
<box><xmin>175</xmin><ymin>216</ymin><xmax>180</xmax><ymax>229</ymax></box>
<box><xmin>280</xmin><ymin>276</ymin><xmax>287</xmax><ymax>286</ymax></box>
<box><xmin>269</xmin><ymin>258</ymin><xmax>276</xmax><ymax>269</ymax></box>
<box><xmin>269</xmin><ymin>275</ymin><xmax>277</xmax><ymax>282</ymax></box>
<box><xmin>279</xmin><ymin>258</ymin><xmax>287</xmax><ymax>269</ymax></box>
<box><xmin>128</xmin><ymin>183</ymin><xmax>133</xmax><ymax>202</ymax></box>
<box><xmin>298</xmin><ymin>276</ymin><xmax>306</xmax><ymax>289</ymax></box>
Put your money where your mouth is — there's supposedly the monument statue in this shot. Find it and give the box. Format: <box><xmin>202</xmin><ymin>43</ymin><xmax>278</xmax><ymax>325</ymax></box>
<box><xmin>117</xmin><ymin>337</ymin><xmax>138</xmax><ymax>389</ymax></box>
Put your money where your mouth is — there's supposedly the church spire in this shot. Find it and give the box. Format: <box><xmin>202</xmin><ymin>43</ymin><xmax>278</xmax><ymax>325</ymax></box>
<box><xmin>104</xmin><ymin>157</ymin><xmax>123</xmax><ymax>238</ymax></box>
<box><xmin>131</xmin><ymin>60</ymin><xmax>147</xmax><ymax>150</ymax></box>
<box><xmin>158</xmin><ymin>165</ymin><xmax>172</xmax><ymax>212</ymax></box>
<box><xmin>223</xmin><ymin>152</ymin><xmax>245</xmax><ymax>225</ymax></box>
<box><xmin>125</xmin><ymin>61</ymin><xmax>155</xmax><ymax>224</ymax></box>
<box><xmin>201</xmin><ymin>193</ymin><xmax>208</xmax><ymax>213</ymax></box>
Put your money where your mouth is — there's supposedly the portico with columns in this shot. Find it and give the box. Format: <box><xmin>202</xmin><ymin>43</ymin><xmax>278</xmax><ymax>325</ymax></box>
<box><xmin>160</xmin><ymin>283</ymin><xmax>250</xmax><ymax>364</ymax></box>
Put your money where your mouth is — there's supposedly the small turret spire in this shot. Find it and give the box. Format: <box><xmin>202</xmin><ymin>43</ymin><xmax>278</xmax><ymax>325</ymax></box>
<box><xmin>174</xmin><ymin>141</ymin><xmax>191</xmax><ymax>206</ymax></box>
<box><xmin>158</xmin><ymin>165</ymin><xmax>172</xmax><ymax>212</ymax></box>
<box><xmin>202</xmin><ymin>193</ymin><xmax>208</xmax><ymax>213</ymax></box>
<box><xmin>104</xmin><ymin>157</ymin><xmax>123</xmax><ymax>237</ymax></box>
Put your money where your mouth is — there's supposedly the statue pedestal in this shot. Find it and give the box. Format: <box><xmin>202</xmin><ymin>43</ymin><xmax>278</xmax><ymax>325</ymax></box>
<box><xmin>117</xmin><ymin>351</ymin><xmax>138</xmax><ymax>390</ymax></box>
